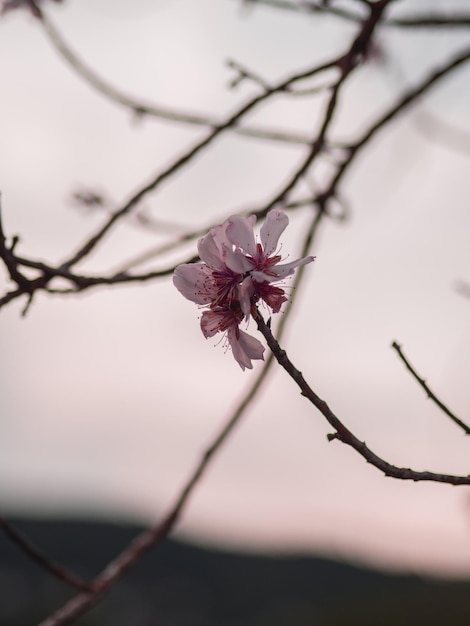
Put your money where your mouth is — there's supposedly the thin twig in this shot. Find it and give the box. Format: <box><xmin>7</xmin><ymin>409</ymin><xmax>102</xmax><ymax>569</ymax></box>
<box><xmin>59</xmin><ymin>56</ymin><xmax>336</xmax><ymax>270</ymax></box>
<box><xmin>320</xmin><ymin>43</ymin><xmax>470</xmax><ymax>208</ymax></box>
<box><xmin>391</xmin><ymin>341</ymin><xmax>470</xmax><ymax>435</ymax></box>
<box><xmin>235</xmin><ymin>0</ymin><xmax>366</xmax><ymax>22</ymax></box>
<box><xmin>385</xmin><ymin>14</ymin><xmax>470</xmax><ymax>29</ymax></box>
<box><xmin>0</xmin><ymin>517</ymin><xmax>92</xmax><ymax>592</ymax></box>
<box><xmin>257</xmin><ymin>0</ymin><xmax>392</xmax><ymax>215</ymax></box>
<box><xmin>36</xmin><ymin>7</ymin><xmax>311</xmax><ymax>147</ymax></box>
<box><xmin>0</xmin><ymin>195</ymin><xmax>30</xmax><ymax>289</ymax></box>
<box><xmin>238</xmin><ymin>0</ymin><xmax>470</xmax><ymax>29</ymax></box>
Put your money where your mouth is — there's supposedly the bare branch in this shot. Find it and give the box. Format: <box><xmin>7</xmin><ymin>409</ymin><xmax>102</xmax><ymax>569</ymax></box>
<box><xmin>234</xmin><ymin>0</ymin><xmax>366</xmax><ymax>22</ymax></box>
<box><xmin>236</xmin><ymin>0</ymin><xmax>470</xmax><ymax>29</ymax></box>
<box><xmin>35</xmin><ymin>6</ymin><xmax>311</xmax><ymax>147</ymax></box>
<box><xmin>0</xmin><ymin>195</ymin><xmax>30</xmax><ymax>289</ymax></box>
<box><xmin>387</xmin><ymin>14</ymin><xmax>470</xmax><ymax>29</ymax></box>
<box><xmin>320</xmin><ymin>43</ymin><xmax>470</xmax><ymax>207</ymax></box>
<box><xmin>391</xmin><ymin>341</ymin><xmax>470</xmax><ymax>435</ymax></box>
<box><xmin>257</xmin><ymin>0</ymin><xmax>392</xmax><ymax>215</ymax></box>
<box><xmin>254</xmin><ymin>314</ymin><xmax>470</xmax><ymax>486</ymax></box>
<box><xmin>0</xmin><ymin>0</ymin><xmax>391</xmax><ymax>311</ymax></box>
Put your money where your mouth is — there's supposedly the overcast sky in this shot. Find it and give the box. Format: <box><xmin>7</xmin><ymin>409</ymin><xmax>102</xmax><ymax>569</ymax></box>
<box><xmin>1</xmin><ymin>0</ymin><xmax>470</xmax><ymax>577</ymax></box>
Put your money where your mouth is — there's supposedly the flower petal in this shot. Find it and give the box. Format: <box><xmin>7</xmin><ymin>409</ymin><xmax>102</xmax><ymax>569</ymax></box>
<box><xmin>238</xmin><ymin>275</ymin><xmax>255</xmax><ymax>319</ymax></box>
<box><xmin>200</xmin><ymin>309</ymin><xmax>223</xmax><ymax>338</ymax></box>
<box><xmin>228</xmin><ymin>327</ymin><xmax>264</xmax><ymax>370</ymax></box>
<box><xmin>222</xmin><ymin>244</ymin><xmax>252</xmax><ymax>274</ymax></box>
<box><xmin>253</xmin><ymin>255</ymin><xmax>315</xmax><ymax>281</ymax></box>
<box><xmin>197</xmin><ymin>232</ymin><xmax>224</xmax><ymax>270</ymax></box>
<box><xmin>260</xmin><ymin>209</ymin><xmax>289</xmax><ymax>256</ymax></box>
<box><xmin>173</xmin><ymin>263</ymin><xmax>215</xmax><ymax>304</ymax></box>
<box><xmin>226</xmin><ymin>214</ymin><xmax>257</xmax><ymax>256</ymax></box>
<box><xmin>255</xmin><ymin>282</ymin><xmax>287</xmax><ymax>313</ymax></box>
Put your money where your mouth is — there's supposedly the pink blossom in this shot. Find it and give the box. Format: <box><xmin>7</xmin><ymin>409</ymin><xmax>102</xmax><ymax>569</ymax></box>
<box><xmin>173</xmin><ymin>209</ymin><xmax>315</xmax><ymax>369</ymax></box>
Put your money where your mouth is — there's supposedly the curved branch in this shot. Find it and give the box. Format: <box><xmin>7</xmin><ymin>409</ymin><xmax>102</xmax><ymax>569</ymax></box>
<box><xmin>255</xmin><ymin>314</ymin><xmax>470</xmax><ymax>486</ymax></box>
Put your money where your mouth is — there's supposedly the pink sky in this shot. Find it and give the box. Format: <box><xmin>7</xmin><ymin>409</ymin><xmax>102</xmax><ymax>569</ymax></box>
<box><xmin>1</xmin><ymin>0</ymin><xmax>470</xmax><ymax>577</ymax></box>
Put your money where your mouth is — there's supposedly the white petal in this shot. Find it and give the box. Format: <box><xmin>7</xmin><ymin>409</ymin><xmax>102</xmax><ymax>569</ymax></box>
<box><xmin>211</xmin><ymin>221</ymin><xmax>231</xmax><ymax>248</ymax></box>
<box><xmin>263</xmin><ymin>255</ymin><xmax>315</xmax><ymax>280</ymax></box>
<box><xmin>238</xmin><ymin>329</ymin><xmax>265</xmax><ymax>360</ymax></box>
<box><xmin>260</xmin><ymin>209</ymin><xmax>288</xmax><ymax>256</ymax></box>
<box><xmin>229</xmin><ymin>328</ymin><xmax>265</xmax><ymax>370</ymax></box>
<box><xmin>223</xmin><ymin>245</ymin><xmax>253</xmax><ymax>274</ymax></box>
<box><xmin>197</xmin><ymin>232</ymin><xmax>224</xmax><ymax>270</ymax></box>
<box><xmin>226</xmin><ymin>215</ymin><xmax>257</xmax><ymax>256</ymax></box>
<box><xmin>173</xmin><ymin>264</ymin><xmax>215</xmax><ymax>304</ymax></box>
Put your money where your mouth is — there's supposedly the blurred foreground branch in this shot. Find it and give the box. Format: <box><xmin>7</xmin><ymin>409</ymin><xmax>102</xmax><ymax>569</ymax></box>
<box><xmin>37</xmin><ymin>209</ymin><xmax>323</xmax><ymax>626</ymax></box>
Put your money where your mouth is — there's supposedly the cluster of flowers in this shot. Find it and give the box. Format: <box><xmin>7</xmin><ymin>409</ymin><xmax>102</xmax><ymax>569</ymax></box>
<box><xmin>173</xmin><ymin>209</ymin><xmax>315</xmax><ymax>370</ymax></box>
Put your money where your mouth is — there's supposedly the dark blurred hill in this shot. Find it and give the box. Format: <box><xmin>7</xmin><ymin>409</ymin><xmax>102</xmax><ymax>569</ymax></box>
<box><xmin>0</xmin><ymin>518</ymin><xmax>469</xmax><ymax>626</ymax></box>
